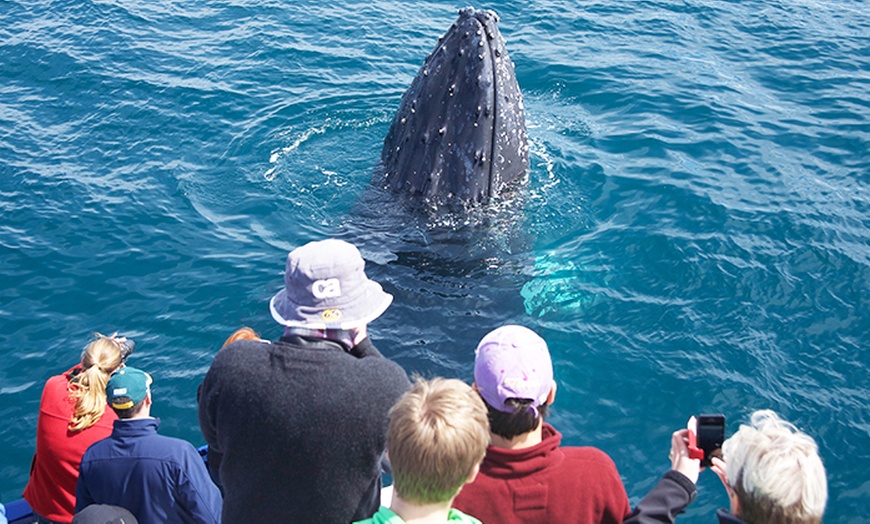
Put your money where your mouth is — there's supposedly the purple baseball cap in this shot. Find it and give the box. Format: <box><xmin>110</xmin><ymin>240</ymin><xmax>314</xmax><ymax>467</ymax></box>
<box><xmin>270</xmin><ymin>239</ymin><xmax>393</xmax><ymax>330</ymax></box>
<box><xmin>474</xmin><ymin>325</ymin><xmax>553</xmax><ymax>416</ymax></box>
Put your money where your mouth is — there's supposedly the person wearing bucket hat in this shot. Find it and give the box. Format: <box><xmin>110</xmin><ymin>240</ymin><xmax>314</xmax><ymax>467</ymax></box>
<box><xmin>76</xmin><ymin>367</ymin><xmax>222</xmax><ymax>523</ymax></box>
<box><xmin>198</xmin><ymin>238</ymin><xmax>410</xmax><ymax>523</ymax></box>
<box><xmin>452</xmin><ymin>325</ymin><xmax>633</xmax><ymax>524</ymax></box>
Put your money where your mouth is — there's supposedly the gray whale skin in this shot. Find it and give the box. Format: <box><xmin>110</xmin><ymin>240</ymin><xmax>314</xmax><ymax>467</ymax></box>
<box><xmin>379</xmin><ymin>7</ymin><xmax>529</xmax><ymax>209</ymax></box>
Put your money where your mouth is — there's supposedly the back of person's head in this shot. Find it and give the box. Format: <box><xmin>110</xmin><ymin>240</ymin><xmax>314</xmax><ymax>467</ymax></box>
<box><xmin>222</xmin><ymin>327</ymin><xmax>260</xmax><ymax>347</ymax></box>
<box><xmin>73</xmin><ymin>504</ymin><xmax>138</xmax><ymax>524</ymax></box>
<box><xmin>269</xmin><ymin>238</ymin><xmax>393</xmax><ymax>330</ymax></box>
<box><xmin>473</xmin><ymin>325</ymin><xmax>554</xmax><ymax>439</ymax></box>
<box><xmin>388</xmin><ymin>377</ymin><xmax>489</xmax><ymax>505</ymax></box>
<box><xmin>106</xmin><ymin>367</ymin><xmax>152</xmax><ymax>419</ymax></box>
<box><xmin>69</xmin><ymin>333</ymin><xmax>126</xmax><ymax>431</ymax></box>
<box><xmin>723</xmin><ymin>410</ymin><xmax>827</xmax><ymax>524</ymax></box>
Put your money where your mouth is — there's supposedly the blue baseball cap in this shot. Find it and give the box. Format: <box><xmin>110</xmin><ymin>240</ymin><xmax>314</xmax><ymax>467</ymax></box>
<box><xmin>106</xmin><ymin>367</ymin><xmax>152</xmax><ymax>410</ymax></box>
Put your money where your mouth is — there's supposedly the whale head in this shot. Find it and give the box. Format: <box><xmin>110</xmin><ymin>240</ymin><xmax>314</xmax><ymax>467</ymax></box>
<box><xmin>379</xmin><ymin>8</ymin><xmax>529</xmax><ymax>210</ymax></box>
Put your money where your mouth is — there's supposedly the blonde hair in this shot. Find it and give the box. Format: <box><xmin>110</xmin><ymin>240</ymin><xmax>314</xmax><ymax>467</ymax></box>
<box><xmin>388</xmin><ymin>377</ymin><xmax>490</xmax><ymax>505</ymax></box>
<box><xmin>68</xmin><ymin>333</ymin><xmax>124</xmax><ymax>431</ymax></box>
<box><xmin>222</xmin><ymin>327</ymin><xmax>261</xmax><ymax>347</ymax></box>
<box><xmin>724</xmin><ymin>410</ymin><xmax>827</xmax><ymax>524</ymax></box>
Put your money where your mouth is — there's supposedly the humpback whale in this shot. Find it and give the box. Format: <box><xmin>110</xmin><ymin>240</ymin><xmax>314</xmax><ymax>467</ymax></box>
<box><xmin>379</xmin><ymin>7</ymin><xmax>529</xmax><ymax>210</ymax></box>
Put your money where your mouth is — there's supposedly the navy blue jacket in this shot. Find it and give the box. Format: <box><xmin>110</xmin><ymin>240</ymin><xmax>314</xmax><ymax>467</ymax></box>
<box><xmin>76</xmin><ymin>418</ymin><xmax>222</xmax><ymax>523</ymax></box>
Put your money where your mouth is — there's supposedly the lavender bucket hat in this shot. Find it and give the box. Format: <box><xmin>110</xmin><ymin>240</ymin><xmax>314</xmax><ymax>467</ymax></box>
<box><xmin>269</xmin><ymin>239</ymin><xmax>393</xmax><ymax>330</ymax></box>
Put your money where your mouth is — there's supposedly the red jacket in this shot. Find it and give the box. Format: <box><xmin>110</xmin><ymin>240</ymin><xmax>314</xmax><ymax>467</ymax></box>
<box><xmin>23</xmin><ymin>366</ymin><xmax>118</xmax><ymax>523</ymax></box>
<box><xmin>453</xmin><ymin>423</ymin><xmax>632</xmax><ymax>524</ymax></box>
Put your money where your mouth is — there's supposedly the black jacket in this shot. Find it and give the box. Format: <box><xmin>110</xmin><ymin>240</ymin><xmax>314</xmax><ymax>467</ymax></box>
<box><xmin>624</xmin><ymin>470</ymin><xmax>696</xmax><ymax>524</ymax></box>
<box><xmin>624</xmin><ymin>470</ymin><xmax>746</xmax><ymax>524</ymax></box>
<box><xmin>198</xmin><ymin>335</ymin><xmax>410</xmax><ymax>523</ymax></box>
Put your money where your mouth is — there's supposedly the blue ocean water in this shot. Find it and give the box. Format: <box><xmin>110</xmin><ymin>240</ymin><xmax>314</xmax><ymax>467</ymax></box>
<box><xmin>1</xmin><ymin>0</ymin><xmax>867</xmax><ymax>521</ymax></box>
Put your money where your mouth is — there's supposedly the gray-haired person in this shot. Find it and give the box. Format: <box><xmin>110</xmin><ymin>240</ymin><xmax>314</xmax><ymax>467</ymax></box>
<box><xmin>198</xmin><ymin>239</ymin><xmax>411</xmax><ymax>523</ymax></box>
<box><xmin>626</xmin><ymin>410</ymin><xmax>826</xmax><ymax>524</ymax></box>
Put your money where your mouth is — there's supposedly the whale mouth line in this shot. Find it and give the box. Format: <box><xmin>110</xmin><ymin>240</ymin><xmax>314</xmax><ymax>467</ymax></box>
<box><xmin>483</xmin><ymin>21</ymin><xmax>499</xmax><ymax>198</ymax></box>
<box><xmin>461</xmin><ymin>8</ymin><xmax>501</xmax><ymax>198</ymax></box>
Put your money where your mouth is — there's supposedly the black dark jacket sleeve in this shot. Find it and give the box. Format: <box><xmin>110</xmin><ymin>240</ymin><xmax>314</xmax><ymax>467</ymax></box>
<box><xmin>348</xmin><ymin>336</ymin><xmax>383</xmax><ymax>359</ymax></box>
<box><xmin>624</xmin><ymin>470</ymin><xmax>697</xmax><ymax>524</ymax></box>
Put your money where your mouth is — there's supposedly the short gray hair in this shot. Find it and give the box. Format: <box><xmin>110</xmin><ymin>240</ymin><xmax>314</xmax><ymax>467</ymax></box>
<box><xmin>723</xmin><ymin>410</ymin><xmax>826</xmax><ymax>524</ymax></box>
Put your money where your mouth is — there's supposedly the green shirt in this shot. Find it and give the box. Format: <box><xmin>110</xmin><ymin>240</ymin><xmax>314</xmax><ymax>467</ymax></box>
<box><xmin>353</xmin><ymin>506</ymin><xmax>482</xmax><ymax>524</ymax></box>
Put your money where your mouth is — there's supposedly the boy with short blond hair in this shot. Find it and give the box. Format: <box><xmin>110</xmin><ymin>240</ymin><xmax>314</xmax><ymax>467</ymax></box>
<box><xmin>355</xmin><ymin>377</ymin><xmax>489</xmax><ymax>524</ymax></box>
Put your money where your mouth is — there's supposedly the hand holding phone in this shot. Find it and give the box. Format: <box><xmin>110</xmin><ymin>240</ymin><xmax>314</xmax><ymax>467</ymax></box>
<box><xmin>669</xmin><ymin>427</ymin><xmax>700</xmax><ymax>483</ymax></box>
<box><xmin>687</xmin><ymin>414</ymin><xmax>725</xmax><ymax>467</ymax></box>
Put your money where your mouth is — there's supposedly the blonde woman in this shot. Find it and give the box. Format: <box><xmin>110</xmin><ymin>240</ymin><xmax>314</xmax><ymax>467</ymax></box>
<box><xmin>23</xmin><ymin>333</ymin><xmax>132</xmax><ymax>524</ymax></box>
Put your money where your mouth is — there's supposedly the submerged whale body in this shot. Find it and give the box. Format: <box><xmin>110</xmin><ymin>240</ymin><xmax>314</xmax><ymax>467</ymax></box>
<box><xmin>379</xmin><ymin>7</ymin><xmax>529</xmax><ymax>209</ymax></box>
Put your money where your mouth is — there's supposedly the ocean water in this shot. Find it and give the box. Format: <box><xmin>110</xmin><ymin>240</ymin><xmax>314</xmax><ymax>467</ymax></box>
<box><xmin>1</xmin><ymin>0</ymin><xmax>867</xmax><ymax>521</ymax></box>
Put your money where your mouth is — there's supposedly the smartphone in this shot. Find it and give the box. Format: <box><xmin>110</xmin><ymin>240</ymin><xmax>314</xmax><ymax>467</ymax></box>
<box><xmin>694</xmin><ymin>414</ymin><xmax>725</xmax><ymax>467</ymax></box>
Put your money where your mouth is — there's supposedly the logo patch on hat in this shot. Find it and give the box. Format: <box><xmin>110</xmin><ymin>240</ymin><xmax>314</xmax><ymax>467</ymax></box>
<box><xmin>321</xmin><ymin>308</ymin><xmax>342</xmax><ymax>321</ymax></box>
<box><xmin>312</xmin><ymin>278</ymin><xmax>341</xmax><ymax>299</ymax></box>
<box><xmin>502</xmin><ymin>377</ymin><xmax>526</xmax><ymax>390</ymax></box>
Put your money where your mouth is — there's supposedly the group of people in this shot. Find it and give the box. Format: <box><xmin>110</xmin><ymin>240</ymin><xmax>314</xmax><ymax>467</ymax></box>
<box><xmin>22</xmin><ymin>333</ymin><xmax>221</xmax><ymax>524</ymax></box>
<box><xmin>21</xmin><ymin>238</ymin><xmax>828</xmax><ymax>524</ymax></box>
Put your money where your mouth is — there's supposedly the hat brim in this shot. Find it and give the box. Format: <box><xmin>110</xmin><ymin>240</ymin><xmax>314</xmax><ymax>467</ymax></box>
<box><xmin>270</xmin><ymin>280</ymin><xmax>393</xmax><ymax>330</ymax></box>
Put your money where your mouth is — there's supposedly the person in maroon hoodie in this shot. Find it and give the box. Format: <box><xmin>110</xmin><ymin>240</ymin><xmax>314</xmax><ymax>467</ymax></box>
<box><xmin>452</xmin><ymin>325</ymin><xmax>632</xmax><ymax>524</ymax></box>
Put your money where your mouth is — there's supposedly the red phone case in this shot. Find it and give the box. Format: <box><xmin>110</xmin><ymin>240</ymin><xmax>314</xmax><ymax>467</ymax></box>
<box><xmin>687</xmin><ymin>426</ymin><xmax>705</xmax><ymax>461</ymax></box>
